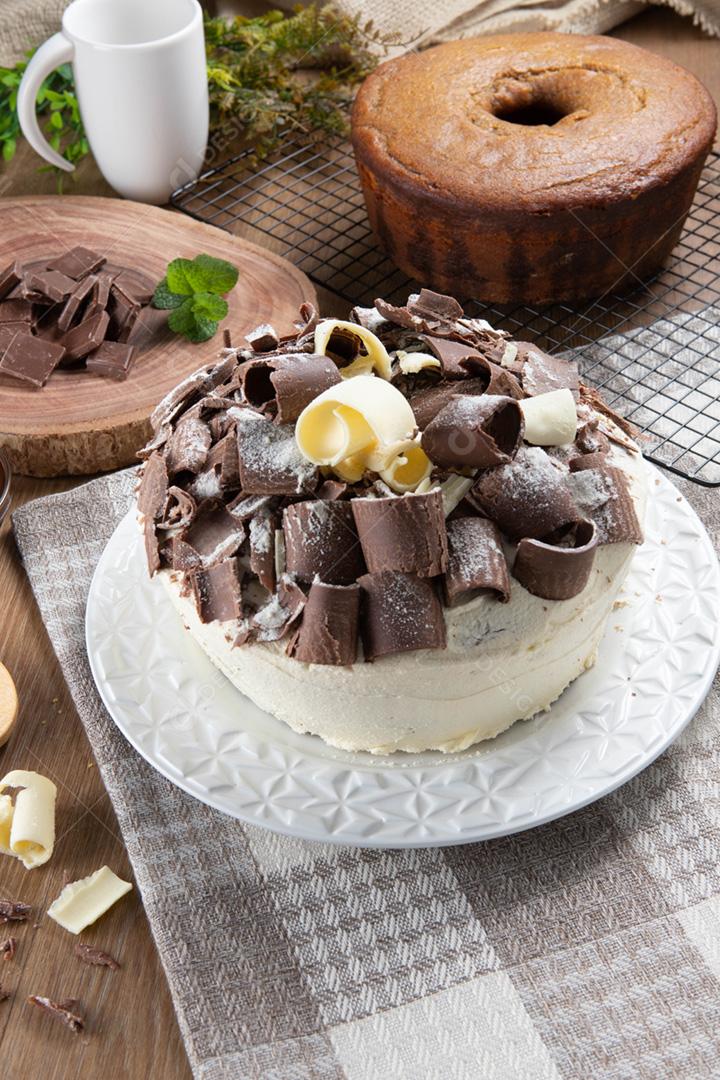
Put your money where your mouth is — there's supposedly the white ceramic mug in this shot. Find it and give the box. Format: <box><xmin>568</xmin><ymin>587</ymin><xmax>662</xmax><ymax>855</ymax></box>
<box><xmin>18</xmin><ymin>0</ymin><xmax>209</xmax><ymax>204</ymax></box>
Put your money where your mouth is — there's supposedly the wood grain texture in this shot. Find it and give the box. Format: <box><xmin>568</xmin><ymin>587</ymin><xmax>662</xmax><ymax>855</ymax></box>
<box><xmin>0</xmin><ymin>197</ymin><xmax>316</xmax><ymax>477</ymax></box>
<box><xmin>0</xmin><ymin>10</ymin><xmax>716</xmax><ymax>1079</ymax></box>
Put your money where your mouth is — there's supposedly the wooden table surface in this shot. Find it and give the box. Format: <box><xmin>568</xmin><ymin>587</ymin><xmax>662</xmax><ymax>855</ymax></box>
<box><xmin>0</xmin><ymin>9</ymin><xmax>718</xmax><ymax>1078</ymax></box>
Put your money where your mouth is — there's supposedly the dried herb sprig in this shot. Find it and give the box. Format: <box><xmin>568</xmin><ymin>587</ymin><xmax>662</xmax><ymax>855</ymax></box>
<box><xmin>0</xmin><ymin>6</ymin><xmax>391</xmax><ymax>178</ymax></box>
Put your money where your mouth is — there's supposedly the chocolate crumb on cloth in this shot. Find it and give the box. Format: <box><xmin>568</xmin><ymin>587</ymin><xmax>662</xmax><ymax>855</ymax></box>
<box><xmin>513</xmin><ymin>520</ymin><xmax>598</xmax><ymax>601</ymax></box>
<box><xmin>359</xmin><ymin>571</ymin><xmax>447</xmax><ymax>660</ymax></box>
<box><xmin>288</xmin><ymin>581</ymin><xmax>360</xmax><ymax>665</ymax></box>
<box><xmin>421</xmin><ymin>394</ymin><xmax>524</xmax><ymax>469</ymax></box>
<box><xmin>444</xmin><ymin>518</ymin><xmax>511</xmax><ymax>605</ymax></box>
<box><xmin>352</xmin><ymin>490</ymin><xmax>448</xmax><ymax>576</ymax></box>
<box><xmin>284</xmin><ymin>500</ymin><xmax>365</xmax><ymax>585</ymax></box>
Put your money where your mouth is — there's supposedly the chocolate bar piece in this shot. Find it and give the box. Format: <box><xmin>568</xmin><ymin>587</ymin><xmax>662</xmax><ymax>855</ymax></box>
<box><xmin>63</xmin><ymin>310</ymin><xmax>110</xmax><ymax>361</ymax></box>
<box><xmin>0</xmin><ymin>332</ymin><xmax>65</xmax><ymax>387</ymax></box>
<box><xmin>57</xmin><ymin>274</ymin><xmax>97</xmax><ymax>332</ymax></box>
<box><xmin>0</xmin><ymin>261</ymin><xmax>23</xmax><ymax>301</ymax></box>
<box><xmin>0</xmin><ymin>299</ymin><xmax>32</xmax><ymax>325</ymax></box>
<box><xmin>107</xmin><ymin>281</ymin><xmax>140</xmax><ymax>339</ymax></box>
<box><xmin>26</xmin><ymin>270</ymin><xmax>76</xmax><ymax>304</ymax></box>
<box><xmin>86</xmin><ymin>340</ymin><xmax>136</xmax><ymax>380</ymax></box>
<box><xmin>48</xmin><ymin>245</ymin><xmax>106</xmax><ymax>280</ymax></box>
<box><xmin>112</xmin><ymin>269</ymin><xmax>154</xmax><ymax>306</ymax></box>
<box><xmin>0</xmin><ymin>324</ymin><xmax>25</xmax><ymax>355</ymax></box>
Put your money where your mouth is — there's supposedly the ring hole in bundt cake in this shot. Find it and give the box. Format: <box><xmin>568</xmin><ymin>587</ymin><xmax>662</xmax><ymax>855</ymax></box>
<box><xmin>492</xmin><ymin>100</ymin><xmax>568</xmax><ymax>127</ymax></box>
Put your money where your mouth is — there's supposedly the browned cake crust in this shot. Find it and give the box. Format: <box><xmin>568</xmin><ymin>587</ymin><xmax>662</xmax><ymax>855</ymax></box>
<box><xmin>351</xmin><ymin>33</ymin><xmax>717</xmax><ymax>303</ymax></box>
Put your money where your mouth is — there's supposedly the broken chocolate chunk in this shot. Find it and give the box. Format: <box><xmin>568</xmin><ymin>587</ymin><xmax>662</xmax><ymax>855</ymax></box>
<box><xmin>471</xmin><ymin>447</ymin><xmax>580</xmax><ymax>542</ymax></box>
<box><xmin>56</xmin><ymin>274</ymin><xmax>97</xmax><ymax>332</ymax></box>
<box><xmin>137</xmin><ymin>452</ymin><xmax>169</xmax><ymax>522</ymax></box>
<box><xmin>351</xmin><ymin>490</ymin><xmax>448</xmax><ymax>577</ymax></box>
<box><xmin>86</xmin><ymin>340</ymin><xmax>136</xmax><ymax>380</ymax></box>
<box><xmin>28</xmin><ymin>995</ymin><xmax>85</xmax><ymax>1034</ymax></box>
<box><xmin>444</xmin><ymin>517</ymin><xmax>510</xmax><ymax>605</ymax></box>
<box><xmin>245</xmin><ymin>323</ymin><xmax>279</xmax><ymax>352</ymax></box>
<box><xmin>74</xmin><ymin>942</ymin><xmax>120</xmax><ymax>970</ymax></box>
<box><xmin>359</xmin><ymin>571</ymin><xmax>446</xmax><ymax>660</ymax></box>
<box><xmin>180</xmin><ymin>500</ymin><xmax>245</xmax><ymax>566</ymax></box>
<box><xmin>251</xmin><ymin>575</ymin><xmax>307</xmax><ymax>642</ymax></box>
<box><xmin>107</xmin><ymin>281</ymin><xmax>140</xmax><ymax>339</ymax></box>
<box><xmin>165</xmin><ymin>417</ymin><xmax>212</xmax><ymax>475</ymax></box>
<box><xmin>27</xmin><ymin>269</ymin><xmax>76</xmax><ymax>304</ymax></box>
<box><xmin>0</xmin><ymin>900</ymin><xmax>31</xmax><ymax>923</ymax></box>
<box><xmin>249</xmin><ymin>507</ymin><xmax>277</xmax><ymax>592</ymax></box>
<box><xmin>283</xmin><ymin>500</ymin><xmax>366</xmax><ymax>585</ymax></box>
<box><xmin>421</xmin><ymin>394</ymin><xmax>523</xmax><ymax>469</ymax></box>
<box><xmin>0</xmin><ymin>332</ymin><xmax>65</xmax><ymax>387</ymax></box>
<box><xmin>420</xmin><ymin>335</ymin><xmax>488</xmax><ymax>379</ymax></box>
<box><xmin>410</xmin><ymin>378</ymin><xmax>488</xmax><ymax>430</ymax></box>
<box><xmin>0</xmin><ymin>299</ymin><xmax>32</xmax><ymax>324</ymax></box>
<box><xmin>569</xmin><ymin>465</ymin><xmax>643</xmax><ymax>545</ymax></box>
<box><xmin>190</xmin><ymin>557</ymin><xmax>244</xmax><ymax>623</ymax></box>
<box><xmin>112</xmin><ymin>269</ymin><xmax>154</xmax><ymax>306</ymax></box>
<box><xmin>242</xmin><ymin>353</ymin><xmax>341</xmax><ymax>424</ymax></box>
<box><xmin>517</xmin><ymin>342</ymin><xmax>579</xmax><ymax>398</ymax></box>
<box><xmin>48</xmin><ymin>245</ymin><xmax>106</xmax><ymax>280</ymax></box>
<box><xmin>288</xmin><ymin>581</ymin><xmax>360</xmax><ymax>665</ymax></box>
<box><xmin>317</xmin><ymin>479</ymin><xmax>347</xmax><ymax>501</ymax></box>
<box><xmin>0</xmin><ymin>261</ymin><xmax>23</xmax><ymax>301</ymax></box>
<box><xmin>234</xmin><ymin>407</ymin><xmax>318</xmax><ymax>496</ymax></box>
<box><xmin>513</xmin><ymin>520</ymin><xmax>598</xmax><ymax>600</ymax></box>
<box><xmin>408</xmin><ymin>289</ymin><xmax>464</xmax><ymax>323</ymax></box>
<box><xmin>63</xmin><ymin>309</ymin><xmax>110</xmax><ymax>361</ymax></box>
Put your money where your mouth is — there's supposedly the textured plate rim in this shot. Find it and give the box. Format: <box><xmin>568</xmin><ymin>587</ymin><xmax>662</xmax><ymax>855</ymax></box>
<box><xmin>86</xmin><ymin>467</ymin><xmax>720</xmax><ymax>848</ymax></box>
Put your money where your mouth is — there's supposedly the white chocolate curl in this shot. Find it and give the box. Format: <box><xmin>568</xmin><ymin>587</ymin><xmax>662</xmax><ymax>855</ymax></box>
<box><xmin>397</xmin><ymin>351</ymin><xmax>441</xmax><ymax>375</ymax></box>
<box><xmin>0</xmin><ymin>769</ymin><xmax>57</xmax><ymax>869</ymax></box>
<box><xmin>314</xmin><ymin>320</ymin><xmax>392</xmax><ymax>380</ymax></box>
<box><xmin>295</xmin><ymin>376</ymin><xmax>432</xmax><ymax>492</ymax></box>
<box><xmin>520</xmin><ymin>388</ymin><xmax>578</xmax><ymax>447</ymax></box>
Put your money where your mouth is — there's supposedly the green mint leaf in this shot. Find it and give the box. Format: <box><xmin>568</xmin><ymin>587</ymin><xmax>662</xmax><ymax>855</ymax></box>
<box><xmin>152</xmin><ymin>278</ymin><xmax>186</xmax><ymax>310</ymax></box>
<box><xmin>191</xmin><ymin>291</ymin><xmax>228</xmax><ymax>321</ymax></box>
<box><xmin>184</xmin><ymin>254</ymin><xmax>239</xmax><ymax>296</ymax></box>
<box><xmin>165</xmin><ymin>258</ymin><xmax>197</xmax><ymax>296</ymax></box>
<box><xmin>167</xmin><ymin>298</ymin><xmax>220</xmax><ymax>343</ymax></box>
<box><xmin>185</xmin><ymin>316</ymin><xmax>220</xmax><ymax>343</ymax></box>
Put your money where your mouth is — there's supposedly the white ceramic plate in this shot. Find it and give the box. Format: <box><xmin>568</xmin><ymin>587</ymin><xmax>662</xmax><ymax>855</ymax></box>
<box><xmin>86</xmin><ymin>468</ymin><xmax>720</xmax><ymax>848</ymax></box>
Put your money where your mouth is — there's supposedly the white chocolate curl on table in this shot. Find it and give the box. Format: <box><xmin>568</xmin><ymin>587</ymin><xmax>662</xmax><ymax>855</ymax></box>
<box><xmin>519</xmin><ymin>388</ymin><xmax>578</xmax><ymax>447</ymax></box>
<box><xmin>0</xmin><ymin>769</ymin><xmax>57</xmax><ymax>869</ymax></box>
<box><xmin>295</xmin><ymin>375</ymin><xmax>432</xmax><ymax>492</ymax></box>
<box><xmin>314</xmin><ymin>320</ymin><xmax>392</xmax><ymax>380</ymax></box>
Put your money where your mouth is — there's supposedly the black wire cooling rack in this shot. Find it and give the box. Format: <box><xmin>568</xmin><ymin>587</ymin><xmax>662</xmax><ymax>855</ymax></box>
<box><xmin>172</xmin><ymin>135</ymin><xmax>720</xmax><ymax>486</ymax></box>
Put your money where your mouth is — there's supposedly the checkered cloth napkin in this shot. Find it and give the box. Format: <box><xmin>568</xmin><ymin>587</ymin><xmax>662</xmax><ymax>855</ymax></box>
<box><xmin>11</xmin><ymin>464</ymin><xmax>720</xmax><ymax>1080</ymax></box>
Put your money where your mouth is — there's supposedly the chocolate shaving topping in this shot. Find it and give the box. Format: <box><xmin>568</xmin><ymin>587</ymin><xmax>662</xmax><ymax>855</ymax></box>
<box><xmin>202</xmin><ymin>430</ymin><xmax>240</xmax><ymax>492</ymax></box>
<box><xmin>569</xmin><ymin>450</ymin><xmax>610</xmax><ymax>472</ymax></box>
<box><xmin>513</xmin><ymin>520</ymin><xmax>598</xmax><ymax>601</ymax></box>
<box><xmin>0</xmin><ymin>938</ymin><xmax>16</xmax><ymax>961</ymax></box>
<box><xmin>459</xmin><ymin>354</ymin><xmax>524</xmax><ymax>399</ymax></box>
<box><xmin>374</xmin><ymin>296</ymin><xmax>422</xmax><ymax>332</ymax></box>
<box><xmin>149</xmin><ymin>357</ymin><xmax>236</xmax><ymax>433</ymax></box>
<box><xmin>251</xmin><ymin>575</ymin><xmax>306</xmax><ymax>642</ymax></box>
<box><xmin>166</xmin><ymin>417</ymin><xmax>212</xmax><ymax>475</ymax></box>
<box><xmin>227</xmin><ymin>493</ymin><xmax>276</xmax><ymax>521</ymax></box>
<box><xmin>284</xmin><ymin>500</ymin><xmax>366</xmax><ymax>585</ymax></box>
<box><xmin>352</xmin><ymin>490</ymin><xmax>448</xmax><ymax>577</ymax></box>
<box><xmin>409</xmin><ymin>378</ymin><xmax>488</xmax><ymax>430</ymax></box>
<box><xmin>190</xmin><ymin>557</ymin><xmax>243</xmax><ymax>623</ymax></box>
<box><xmin>241</xmin><ymin>353</ymin><xmax>340</xmax><ymax>423</ymax></box>
<box><xmin>249</xmin><ymin>508</ymin><xmax>277</xmax><ymax>592</ymax></box>
<box><xmin>245</xmin><ymin>323</ymin><xmax>279</xmax><ymax>352</ymax></box>
<box><xmin>517</xmin><ymin>343</ymin><xmax>579</xmax><ymax>398</ymax></box>
<box><xmin>358</xmin><ymin>571</ymin><xmax>446</xmax><ymax>661</ymax></box>
<box><xmin>48</xmin><ymin>245</ymin><xmax>106</xmax><ymax>279</ymax></box>
<box><xmin>138</xmin><ymin>453</ymin><xmax>169</xmax><ymax>522</ymax></box>
<box><xmin>569</xmin><ymin>465</ymin><xmax>643</xmax><ymax>545</ymax></box>
<box><xmin>158</xmin><ymin>486</ymin><xmax>197</xmax><ymax>530</ymax></box>
<box><xmin>421</xmin><ymin>394</ymin><xmax>523</xmax><ymax>470</ymax></box>
<box><xmin>293</xmin><ymin>301</ymin><xmax>319</xmax><ymax>337</ymax></box>
<box><xmin>421</xmin><ymin>335</ymin><xmax>488</xmax><ymax>379</ymax></box>
<box><xmin>144</xmin><ymin>515</ymin><xmax>161</xmax><ymax>576</ymax></box>
<box><xmin>317</xmin><ymin>479</ymin><xmax>347</xmax><ymax>500</ymax></box>
<box><xmin>0</xmin><ymin>332</ymin><xmax>65</xmax><ymax>386</ymax></box>
<box><xmin>75</xmin><ymin>942</ymin><xmax>119</xmax><ymax>970</ymax></box>
<box><xmin>180</xmin><ymin>500</ymin><xmax>245</xmax><ymax>566</ymax></box>
<box><xmin>579</xmin><ymin>384</ymin><xmax>639</xmax><ymax>447</ymax></box>
<box><xmin>0</xmin><ymin>900</ymin><xmax>30</xmax><ymax>923</ymax></box>
<box><xmin>444</xmin><ymin>518</ymin><xmax>510</xmax><ymax>605</ymax></box>
<box><xmin>28</xmin><ymin>995</ymin><xmax>85</xmax><ymax>1034</ymax></box>
<box><xmin>471</xmin><ymin>447</ymin><xmax>580</xmax><ymax>542</ymax></box>
<box><xmin>288</xmin><ymin>581</ymin><xmax>360</xmax><ymax>665</ymax></box>
<box><xmin>234</xmin><ymin>407</ymin><xmax>318</xmax><ymax>496</ymax></box>
<box><xmin>408</xmin><ymin>289</ymin><xmax>464</xmax><ymax>323</ymax></box>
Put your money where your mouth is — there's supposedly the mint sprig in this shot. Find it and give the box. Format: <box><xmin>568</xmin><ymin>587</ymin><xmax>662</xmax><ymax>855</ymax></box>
<box><xmin>153</xmin><ymin>254</ymin><xmax>239</xmax><ymax>343</ymax></box>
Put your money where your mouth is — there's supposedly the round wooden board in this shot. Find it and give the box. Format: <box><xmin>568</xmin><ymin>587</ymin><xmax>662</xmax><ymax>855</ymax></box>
<box><xmin>0</xmin><ymin>196</ymin><xmax>317</xmax><ymax>476</ymax></box>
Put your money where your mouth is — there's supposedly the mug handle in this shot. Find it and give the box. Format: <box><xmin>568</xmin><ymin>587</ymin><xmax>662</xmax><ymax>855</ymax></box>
<box><xmin>17</xmin><ymin>33</ymin><xmax>76</xmax><ymax>173</ymax></box>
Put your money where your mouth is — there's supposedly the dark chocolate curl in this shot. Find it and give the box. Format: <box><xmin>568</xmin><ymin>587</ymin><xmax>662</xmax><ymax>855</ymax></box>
<box><xmin>569</xmin><ymin>466</ymin><xmax>643</xmax><ymax>545</ymax></box>
<box><xmin>251</xmin><ymin>576</ymin><xmax>306</xmax><ymax>642</ymax></box>
<box><xmin>408</xmin><ymin>290</ymin><xmax>464</xmax><ymax>322</ymax></box>
<box><xmin>421</xmin><ymin>395</ymin><xmax>523</xmax><ymax>470</ymax></box>
<box><xmin>144</xmin><ymin>516</ymin><xmax>161</xmax><ymax>577</ymax></box>
<box><xmin>421</xmin><ymin>335</ymin><xmax>488</xmax><ymax>379</ymax></box>
<box><xmin>359</xmin><ymin>572</ymin><xmax>446</xmax><ymax>661</ymax></box>
<box><xmin>190</xmin><ymin>558</ymin><xmax>244</xmax><ymax>623</ymax></box>
<box><xmin>180</xmin><ymin>501</ymin><xmax>245</xmax><ymax>566</ymax></box>
<box><xmin>158</xmin><ymin>486</ymin><xmax>197</xmax><ymax>530</ymax></box>
<box><xmin>249</xmin><ymin>509</ymin><xmax>277</xmax><ymax>592</ymax></box>
<box><xmin>242</xmin><ymin>354</ymin><xmax>341</xmax><ymax>423</ymax></box>
<box><xmin>317</xmin><ymin>480</ymin><xmax>347</xmax><ymax>501</ymax></box>
<box><xmin>444</xmin><ymin>518</ymin><xmax>510</xmax><ymax>605</ymax></box>
<box><xmin>352</xmin><ymin>491</ymin><xmax>448</xmax><ymax>577</ymax></box>
<box><xmin>283</xmin><ymin>500</ymin><xmax>365</xmax><ymax>585</ymax></box>
<box><xmin>137</xmin><ymin>453</ymin><xmax>168</xmax><ymax>521</ymax></box>
<box><xmin>165</xmin><ymin>417</ymin><xmax>211</xmax><ymax>475</ymax></box>
<box><xmin>459</xmin><ymin>354</ymin><xmax>524</xmax><ymax>399</ymax></box>
<box><xmin>513</xmin><ymin>521</ymin><xmax>598</xmax><ymax>601</ymax></box>
<box><xmin>517</xmin><ymin>343</ymin><xmax>579</xmax><ymax>398</ymax></box>
<box><xmin>410</xmin><ymin>379</ymin><xmax>488</xmax><ymax>431</ymax></box>
<box><xmin>288</xmin><ymin>582</ymin><xmax>360</xmax><ymax>666</ymax></box>
<box><xmin>234</xmin><ymin>408</ymin><xmax>318</xmax><ymax>496</ymax></box>
<box><xmin>471</xmin><ymin>447</ymin><xmax>579</xmax><ymax>542</ymax></box>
